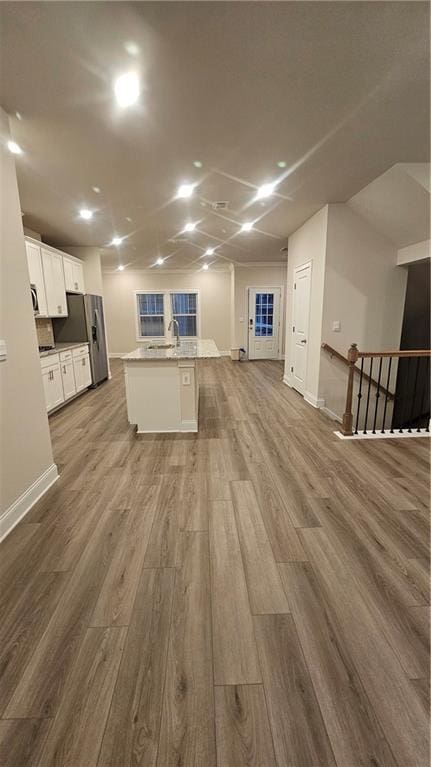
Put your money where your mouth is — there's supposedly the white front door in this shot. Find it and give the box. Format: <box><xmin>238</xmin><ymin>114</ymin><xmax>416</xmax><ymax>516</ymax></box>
<box><xmin>291</xmin><ymin>262</ymin><xmax>311</xmax><ymax>394</ymax></box>
<box><xmin>248</xmin><ymin>287</ymin><xmax>281</xmax><ymax>360</ymax></box>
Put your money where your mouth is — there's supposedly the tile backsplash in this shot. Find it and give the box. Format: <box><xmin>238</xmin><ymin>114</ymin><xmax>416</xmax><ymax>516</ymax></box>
<box><xmin>36</xmin><ymin>318</ymin><xmax>54</xmax><ymax>347</ymax></box>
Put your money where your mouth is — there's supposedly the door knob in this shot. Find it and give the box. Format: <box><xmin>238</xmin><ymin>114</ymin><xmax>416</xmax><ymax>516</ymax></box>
<box><xmin>300</xmin><ymin>339</ymin><xmax>307</xmax><ymax>344</ymax></box>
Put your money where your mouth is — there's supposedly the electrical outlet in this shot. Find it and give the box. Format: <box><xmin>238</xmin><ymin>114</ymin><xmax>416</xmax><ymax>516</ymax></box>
<box><xmin>332</xmin><ymin>320</ymin><xmax>341</xmax><ymax>332</ymax></box>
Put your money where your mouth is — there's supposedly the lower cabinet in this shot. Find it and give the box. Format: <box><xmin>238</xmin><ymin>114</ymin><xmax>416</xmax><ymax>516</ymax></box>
<box><xmin>42</xmin><ymin>363</ymin><xmax>64</xmax><ymax>412</ymax></box>
<box><xmin>40</xmin><ymin>345</ymin><xmax>92</xmax><ymax>413</ymax></box>
<box><xmin>73</xmin><ymin>351</ymin><xmax>92</xmax><ymax>392</ymax></box>
<box><xmin>61</xmin><ymin>360</ymin><xmax>76</xmax><ymax>399</ymax></box>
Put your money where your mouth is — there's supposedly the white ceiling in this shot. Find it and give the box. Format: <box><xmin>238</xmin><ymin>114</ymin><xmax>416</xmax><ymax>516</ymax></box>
<box><xmin>0</xmin><ymin>1</ymin><xmax>429</xmax><ymax>270</ymax></box>
<box><xmin>348</xmin><ymin>163</ymin><xmax>430</xmax><ymax>249</ymax></box>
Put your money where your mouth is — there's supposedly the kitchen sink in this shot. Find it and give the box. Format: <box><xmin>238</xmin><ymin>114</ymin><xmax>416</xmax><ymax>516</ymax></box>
<box><xmin>147</xmin><ymin>343</ymin><xmax>176</xmax><ymax>349</ymax></box>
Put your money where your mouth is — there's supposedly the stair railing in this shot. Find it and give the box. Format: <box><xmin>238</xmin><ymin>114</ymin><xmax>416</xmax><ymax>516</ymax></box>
<box><xmin>338</xmin><ymin>344</ymin><xmax>431</xmax><ymax>436</ymax></box>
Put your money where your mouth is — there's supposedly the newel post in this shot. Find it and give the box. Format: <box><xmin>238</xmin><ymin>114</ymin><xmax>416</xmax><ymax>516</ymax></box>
<box><xmin>341</xmin><ymin>343</ymin><xmax>359</xmax><ymax>436</ymax></box>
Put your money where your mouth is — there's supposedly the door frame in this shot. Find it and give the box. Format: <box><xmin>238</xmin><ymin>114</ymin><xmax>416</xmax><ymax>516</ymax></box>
<box><xmin>246</xmin><ymin>285</ymin><xmax>284</xmax><ymax>360</ymax></box>
<box><xmin>288</xmin><ymin>260</ymin><xmax>312</xmax><ymax>393</ymax></box>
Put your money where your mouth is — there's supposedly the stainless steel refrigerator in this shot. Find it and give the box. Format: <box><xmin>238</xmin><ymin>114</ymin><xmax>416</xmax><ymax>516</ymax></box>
<box><xmin>53</xmin><ymin>294</ymin><xmax>109</xmax><ymax>386</ymax></box>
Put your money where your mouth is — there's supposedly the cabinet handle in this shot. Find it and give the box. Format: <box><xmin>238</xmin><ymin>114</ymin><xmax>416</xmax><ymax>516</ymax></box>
<box><xmin>75</xmin><ymin>282</ymin><xmax>78</xmax><ymax>290</ymax></box>
<box><xmin>57</xmin><ymin>305</ymin><xmax>62</xmax><ymax>314</ymax></box>
<box><xmin>82</xmin><ymin>358</ymin><xmax>85</xmax><ymax>366</ymax></box>
<box><xmin>63</xmin><ymin>365</ymin><xmax>66</xmax><ymax>374</ymax></box>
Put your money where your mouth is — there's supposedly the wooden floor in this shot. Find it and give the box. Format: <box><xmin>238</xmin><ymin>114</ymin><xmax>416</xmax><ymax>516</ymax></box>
<box><xmin>1</xmin><ymin>358</ymin><xmax>429</xmax><ymax>767</ymax></box>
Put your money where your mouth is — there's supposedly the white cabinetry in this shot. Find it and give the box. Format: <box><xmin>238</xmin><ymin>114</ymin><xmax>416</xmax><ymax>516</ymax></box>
<box><xmin>41</xmin><ymin>248</ymin><xmax>68</xmax><ymax>317</ymax></box>
<box><xmin>41</xmin><ymin>355</ymin><xmax>64</xmax><ymax>412</ymax></box>
<box><xmin>25</xmin><ymin>241</ymin><xmax>48</xmax><ymax>317</ymax></box>
<box><xmin>59</xmin><ymin>350</ymin><xmax>76</xmax><ymax>399</ymax></box>
<box><xmin>63</xmin><ymin>256</ymin><xmax>85</xmax><ymax>294</ymax></box>
<box><xmin>73</xmin><ymin>346</ymin><xmax>92</xmax><ymax>391</ymax></box>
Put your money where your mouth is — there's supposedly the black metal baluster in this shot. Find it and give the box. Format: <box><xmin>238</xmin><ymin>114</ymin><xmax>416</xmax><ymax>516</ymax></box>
<box><xmin>400</xmin><ymin>357</ymin><xmax>411</xmax><ymax>433</ymax></box>
<box><xmin>419</xmin><ymin>357</ymin><xmax>430</xmax><ymax>432</ymax></box>
<box><xmin>408</xmin><ymin>357</ymin><xmax>420</xmax><ymax>433</ymax></box>
<box><xmin>381</xmin><ymin>356</ymin><xmax>392</xmax><ymax>434</ymax></box>
<box><xmin>363</xmin><ymin>358</ymin><xmax>373</xmax><ymax>434</ymax></box>
<box><xmin>354</xmin><ymin>357</ymin><xmax>364</xmax><ymax>435</ymax></box>
<box><xmin>372</xmin><ymin>357</ymin><xmax>383</xmax><ymax>433</ymax></box>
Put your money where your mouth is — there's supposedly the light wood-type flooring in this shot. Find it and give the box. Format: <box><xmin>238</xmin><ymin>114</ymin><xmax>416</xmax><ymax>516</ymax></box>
<box><xmin>0</xmin><ymin>358</ymin><xmax>429</xmax><ymax>767</ymax></box>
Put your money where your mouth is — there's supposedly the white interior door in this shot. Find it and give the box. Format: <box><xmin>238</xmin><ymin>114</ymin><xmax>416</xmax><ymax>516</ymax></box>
<box><xmin>291</xmin><ymin>262</ymin><xmax>311</xmax><ymax>394</ymax></box>
<box><xmin>248</xmin><ymin>287</ymin><xmax>281</xmax><ymax>360</ymax></box>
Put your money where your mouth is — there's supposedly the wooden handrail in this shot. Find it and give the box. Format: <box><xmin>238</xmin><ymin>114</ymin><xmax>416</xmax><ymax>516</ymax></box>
<box><xmin>321</xmin><ymin>342</ymin><xmax>394</xmax><ymax>400</ymax></box>
<box><xmin>357</xmin><ymin>350</ymin><xmax>431</xmax><ymax>358</ymax></box>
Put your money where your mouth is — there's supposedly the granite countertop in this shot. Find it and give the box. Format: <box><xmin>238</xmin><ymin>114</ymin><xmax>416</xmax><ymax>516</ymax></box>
<box><xmin>39</xmin><ymin>342</ymin><xmax>89</xmax><ymax>357</ymax></box>
<box><xmin>122</xmin><ymin>339</ymin><xmax>220</xmax><ymax>361</ymax></box>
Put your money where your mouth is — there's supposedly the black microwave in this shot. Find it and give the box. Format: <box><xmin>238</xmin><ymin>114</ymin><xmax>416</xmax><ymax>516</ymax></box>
<box><xmin>30</xmin><ymin>284</ymin><xmax>39</xmax><ymax>316</ymax></box>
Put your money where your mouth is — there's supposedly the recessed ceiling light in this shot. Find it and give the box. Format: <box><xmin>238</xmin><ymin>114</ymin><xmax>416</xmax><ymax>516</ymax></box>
<box><xmin>114</xmin><ymin>71</ymin><xmax>140</xmax><ymax>107</ymax></box>
<box><xmin>184</xmin><ymin>222</ymin><xmax>196</xmax><ymax>232</ymax></box>
<box><xmin>7</xmin><ymin>140</ymin><xmax>23</xmax><ymax>155</ymax></box>
<box><xmin>111</xmin><ymin>236</ymin><xmax>123</xmax><ymax>246</ymax></box>
<box><xmin>177</xmin><ymin>183</ymin><xmax>195</xmax><ymax>199</ymax></box>
<box><xmin>203</xmin><ymin>263</ymin><xmax>209</xmax><ymax>270</ymax></box>
<box><xmin>124</xmin><ymin>41</ymin><xmax>140</xmax><ymax>57</ymax></box>
<box><xmin>79</xmin><ymin>208</ymin><xmax>93</xmax><ymax>220</ymax></box>
<box><xmin>15</xmin><ymin>112</ymin><xmax>23</xmax><ymax>121</ymax></box>
<box><xmin>277</xmin><ymin>161</ymin><xmax>287</xmax><ymax>168</ymax></box>
<box><xmin>204</xmin><ymin>247</ymin><xmax>215</xmax><ymax>256</ymax></box>
<box><xmin>156</xmin><ymin>257</ymin><xmax>164</xmax><ymax>265</ymax></box>
<box><xmin>117</xmin><ymin>264</ymin><xmax>125</xmax><ymax>271</ymax></box>
<box><xmin>256</xmin><ymin>182</ymin><xmax>276</xmax><ymax>200</ymax></box>
<box><xmin>125</xmin><ymin>216</ymin><xmax>132</xmax><ymax>222</ymax></box>
<box><xmin>240</xmin><ymin>222</ymin><xmax>253</xmax><ymax>232</ymax></box>
<box><xmin>193</xmin><ymin>160</ymin><xmax>203</xmax><ymax>168</ymax></box>
<box><xmin>92</xmin><ymin>186</ymin><xmax>101</xmax><ymax>194</ymax></box>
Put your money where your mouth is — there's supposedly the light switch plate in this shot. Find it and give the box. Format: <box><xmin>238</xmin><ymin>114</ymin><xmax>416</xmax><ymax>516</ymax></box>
<box><xmin>182</xmin><ymin>371</ymin><xmax>191</xmax><ymax>386</ymax></box>
<box><xmin>0</xmin><ymin>339</ymin><xmax>7</xmax><ymax>361</ymax></box>
<box><xmin>332</xmin><ymin>321</ymin><xmax>341</xmax><ymax>332</ymax></box>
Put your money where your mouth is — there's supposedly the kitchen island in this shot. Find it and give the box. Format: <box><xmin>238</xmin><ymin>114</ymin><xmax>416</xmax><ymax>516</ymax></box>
<box><xmin>122</xmin><ymin>339</ymin><xmax>220</xmax><ymax>433</ymax></box>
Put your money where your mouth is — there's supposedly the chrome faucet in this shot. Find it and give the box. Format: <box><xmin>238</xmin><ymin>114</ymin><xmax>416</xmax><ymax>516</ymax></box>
<box><xmin>168</xmin><ymin>318</ymin><xmax>180</xmax><ymax>346</ymax></box>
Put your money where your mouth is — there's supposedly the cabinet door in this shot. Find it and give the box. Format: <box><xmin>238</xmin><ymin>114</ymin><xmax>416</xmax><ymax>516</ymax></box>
<box><xmin>73</xmin><ymin>260</ymin><xmax>85</xmax><ymax>293</ymax></box>
<box><xmin>63</xmin><ymin>257</ymin><xmax>75</xmax><ymax>292</ymax></box>
<box><xmin>81</xmin><ymin>354</ymin><xmax>92</xmax><ymax>387</ymax></box>
<box><xmin>73</xmin><ymin>357</ymin><xmax>85</xmax><ymax>391</ymax></box>
<box><xmin>42</xmin><ymin>367</ymin><xmax>64</xmax><ymax>411</ymax></box>
<box><xmin>61</xmin><ymin>361</ymin><xmax>76</xmax><ymax>400</ymax></box>
<box><xmin>26</xmin><ymin>241</ymin><xmax>48</xmax><ymax>316</ymax></box>
<box><xmin>42</xmin><ymin>249</ymin><xmax>68</xmax><ymax>317</ymax></box>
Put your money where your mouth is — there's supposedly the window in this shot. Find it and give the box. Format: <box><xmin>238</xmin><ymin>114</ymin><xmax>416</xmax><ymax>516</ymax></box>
<box><xmin>135</xmin><ymin>290</ymin><xmax>199</xmax><ymax>340</ymax></box>
<box><xmin>255</xmin><ymin>292</ymin><xmax>274</xmax><ymax>337</ymax></box>
<box><xmin>171</xmin><ymin>292</ymin><xmax>197</xmax><ymax>337</ymax></box>
<box><xmin>137</xmin><ymin>293</ymin><xmax>165</xmax><ymax>337</ymax></box>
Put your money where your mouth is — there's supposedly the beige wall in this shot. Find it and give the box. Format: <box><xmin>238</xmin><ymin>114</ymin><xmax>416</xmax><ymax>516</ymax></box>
<box><xmin>233</xmin><ymin>264</ymin><xmax>287</xmax><ymax>355</ymax></box>
<box><xmin>102</xmin><ymin>268</ymin><xmax>232</xmax><ymax>354</ymax></box>
<box><xmin>284</xmin><ymin>206</ymin><xmax>328</xmax><ymax>399</ymax></box>
<box><xmin>0</xmin><ymin>108</ymin><xmax>55</xmax><ymax>534</ymax></box>
<box><xmin>319</xmin><ymin>204</ymin><xmax>407</xmax><ymax>418</ymax></box>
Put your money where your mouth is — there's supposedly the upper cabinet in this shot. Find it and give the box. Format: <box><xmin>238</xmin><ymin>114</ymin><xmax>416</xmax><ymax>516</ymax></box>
<box><xmin>25</xmin><ymin>236</ymin><xmax>86</xmax><ymax>318</ymax></box>
<box><xmin>63</xmin><ymin>256</ymin><xmax>85</xmax><ymax>294</ymax></box>
<box><xmin>26</xmin><ymin>240</ymin><xmax>48</xmax><ymax>317</ymax></box>
<box><xmin>41</xmin><ymin>248</ymin><xmax>68</xmax><ymax>317</ymax></box>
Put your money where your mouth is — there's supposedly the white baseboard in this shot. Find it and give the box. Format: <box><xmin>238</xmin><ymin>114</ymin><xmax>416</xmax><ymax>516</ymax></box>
<box><xmin>0</xmin><ymin>463</ymin><xmax>59</xmax><ymax>542</ymax></box>
<box><xmin>109</xmin><ymin>353</ymin><xmax>125</xmax><ymax>358</ymax></box>
<box><xmin>335</xmin><ymin>429</ymin><xmax>430</xmax><ymax>441</ymax></box>
<box><xmin>320</xmin><ymin>406</ymin><xmax>342</xmax><ymax>423</ymax></box>
<box><xmin>304</xmin><ymin>391</ymin><xmax>325</xmax><ymax>409</ymax></box>
<box><xmin>283</xmin><ymin>375</ymin><xmax>293</xmax><ymax>387</ymax></box>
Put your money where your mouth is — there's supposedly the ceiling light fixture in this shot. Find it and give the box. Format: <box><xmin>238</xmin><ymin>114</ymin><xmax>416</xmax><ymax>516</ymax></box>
<box><xmin>7</xmin><ymin>140</ymin><xmax>23</xmax><ymax>155</ymax></box>
<box><xmin>79</xmin><ymin>208</ymin><xmax>93</xmax><ymax>220</ymax></box>
<box><xmin>184</xmin><ymin>222</ymin><xmax>196</xmax><ymax>232</ymax></box>
<box><xmin>92</xmin><ymin>186</ymin><xmax>101</xmax><ymax>194</ymax></box>
<box><xmin>156</xmin><ymin>257</ymin><xmax>164</xmax><ymax>265</ymax></box>
<box><xmin>240</xmin><ymin>222</ymin><xmax>253</xmax><ymax>233</ymax></box>
<box><xmin>15</xmin><ymin>112</ymin><xmax>23</xmax><ymax>121</ymax></box>
<box><xmin>111</xmin><ymin>236</ymin><xmax>123</xmax><ymax>246</ymax></box>
<box><xmin>203</xmin><ymin>263</ymin><xmax>209</xmax><ymax>270</ymax></box>
<box><xmin>177</xmin><ymin>183</ymin><xmax>195</xmax><ymax>199</ymax></box>
<box><xmin>277</xmin><ymin>161</ymin><xmax>287</xmax><ymax>168</ymax></box>
<box><xmin>114</xmin><ymin>71</ymin><xmax>140</xmax><ymax>107</ymax></box>
<box><xmin>125</xmin><ymin>216</ymin><xmax>132</xmax><ymax>222</ymax></box>
<box><xmin>193</xmin><ymin>160</ymin><xmax>203</xmax><ymax>168</ymax></box>
<box><xmin>124</xmin><ymin>41</ymin><xmax>140</xmax><ymax>57</ymax></box>
<box><xmin>204</xmin><ymin>247</ymin><xmax>215</xmax><ymax>256</ymax></box>
<box><xmin>117</xmin><ymin>264</ymin><xmax>125</xmax><ymax>271</ymax></box>
<box><xmin>256</xmin><ymin>182</ymin><xmax>276</xmax><ymax>200</ymax></box>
